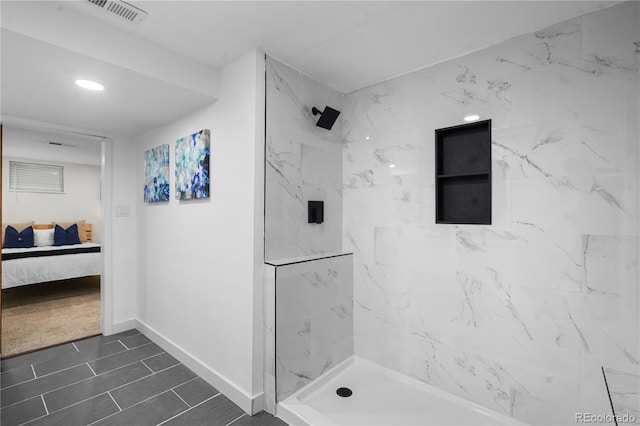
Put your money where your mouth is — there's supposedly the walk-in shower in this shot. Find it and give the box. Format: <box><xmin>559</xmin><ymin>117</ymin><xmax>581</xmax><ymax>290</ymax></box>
<box><xmin>263</xmin><ymin>2</ymin><xmax>640</xmax><ymax>420</ymax></box>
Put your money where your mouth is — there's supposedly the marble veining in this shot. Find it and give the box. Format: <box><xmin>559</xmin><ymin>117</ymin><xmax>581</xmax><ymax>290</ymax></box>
<box><xmin>265</xmin><ymin>57</ymin><xmax>344</xmax><ymax>261</ymax></box>
<box><xmin>603</xmin><ymin>367</ymin><xmax>640</xmax><ymax>423</ymax></box>
<box><xmin>274</xmin><ymin>255</ymin><xmax>353</xmax><ymax>401</ymax></box>
<box><xmin>263</xmin><ymin>3</ymin><xmax>638</xmax><ymax>424</ymax></box>
<box><xmin>491</xmin><ymin>131</ymin><xmax>628</xmax><ymax>209</ymax></box>
<box><xmin>343</xmin><ymin>3</ymin><xmax>639</xmax><ymax>425</ymax></box>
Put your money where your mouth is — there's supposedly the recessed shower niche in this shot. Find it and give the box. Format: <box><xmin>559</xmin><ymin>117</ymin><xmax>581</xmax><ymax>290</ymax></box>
<box><xmin>435</xmin><ymin>119</ymin><xmax>491</xmax><ymax>225</ymax></box>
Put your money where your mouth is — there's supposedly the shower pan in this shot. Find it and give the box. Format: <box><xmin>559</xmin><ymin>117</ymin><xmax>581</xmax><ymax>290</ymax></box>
<box><xmin>265</xmin><ymin>252</ymin><xmax>524</xmax><ymax>425</ymax></box>
<box><xmin>278</xmin><ymin>356</ymin><xmax>525</xmax><ymax>426</ymax></box>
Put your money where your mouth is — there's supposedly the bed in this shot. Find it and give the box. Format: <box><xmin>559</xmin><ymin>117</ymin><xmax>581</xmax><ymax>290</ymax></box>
<box><xmin>1</xmin><ymin>223</ymin><xmax>101</xmax><ymax>289</ymax></box>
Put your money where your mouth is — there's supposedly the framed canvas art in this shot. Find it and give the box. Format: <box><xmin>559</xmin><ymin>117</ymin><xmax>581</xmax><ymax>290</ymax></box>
<box><xmin>144</xmin><ymin>144</ymin><xmax>170</xmax><ymax>203</ymax></box>
<box><xmin>175</xmin><ymin>129</ymin><xmax>210</xmax><ymax>200</ymax></box>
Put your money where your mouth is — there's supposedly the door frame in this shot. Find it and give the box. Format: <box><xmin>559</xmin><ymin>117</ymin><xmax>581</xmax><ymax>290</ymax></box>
<box><xmin>100</xmin><ymin>136</ymin><xmax>114</xmax><ymax>335</ymax></box>
<box><xmin>0</xmin><ymin>118</ymin><xmax>114</xmax><ymax>340</ymax></box>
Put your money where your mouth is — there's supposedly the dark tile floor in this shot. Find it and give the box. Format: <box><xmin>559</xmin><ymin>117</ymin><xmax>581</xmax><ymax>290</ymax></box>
<box><xmin>1</xmin><ymin>330</ymin><xmax>288</xmax><ymax>426</ymax></box>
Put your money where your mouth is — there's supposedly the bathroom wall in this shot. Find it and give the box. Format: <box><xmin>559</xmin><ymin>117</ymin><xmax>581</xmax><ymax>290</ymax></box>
<box><xmin>135</xmin><ymin>50</ymin><xmax>265</xmax><ymax>413</ymax></box>
<box><xmin>109</xmin><ymin>135</ymin><xmax>140</xmax><ymax>330</ymax></box>
<box><xmin>270</xmin><ymin>254</ymin><xmax>353</xmax><ymax>401</ymax></box>
<box><xmin>343</xmin><ymin>2</ymin><xmax>639</xmax><ymax>425</ymax></box>
<box><xmin>265</xmin><ymin>57</ymin><xmax>344</xmax><ymax>260</ymax></box>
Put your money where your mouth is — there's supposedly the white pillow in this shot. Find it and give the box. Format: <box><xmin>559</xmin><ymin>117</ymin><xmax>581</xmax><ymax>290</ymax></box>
<box><xmin>34</xmin><ymin>229</ymin><xmax>55</xmax><ymax>247</ymax></box>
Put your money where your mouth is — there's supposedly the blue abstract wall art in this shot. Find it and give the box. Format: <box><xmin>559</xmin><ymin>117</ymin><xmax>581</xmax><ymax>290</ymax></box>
<box><xmin>144</xmin><ymin>144</ymin><xmax>170</xmax><ymax>203</ymax></box>
<box><xmin>175</xmin><ymin>129</ymin><xmax>210</xmax><ymax>200</ymax></box>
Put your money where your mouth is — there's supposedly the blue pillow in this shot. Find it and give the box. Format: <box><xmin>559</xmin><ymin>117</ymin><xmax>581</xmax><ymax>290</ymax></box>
<box><xmin>3</xmin><ymin>225</ymin><xmax>34</xmax><ymax>248</ymax></box>
<box><xmin>53</xmin><ymin>224</ymin><xmax>81</xmax><ymax>246</ymax></box>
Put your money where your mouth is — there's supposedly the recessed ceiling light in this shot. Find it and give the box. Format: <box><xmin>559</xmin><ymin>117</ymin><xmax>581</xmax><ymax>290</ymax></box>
<box><xmin>389</xmin><ymin>164</ymin><xmax>396</xmax><ymax>168</ymax></box>
<box><xmin>75</xmin><ymin>79</ymin><xmax>104</xmax><ymax>91</ymax></box>
<box><xmin>464</xmin><ymin>114</ymin><xmax>480</xmax><ymax>122</ymax></box>
<box><xmin>365</xmin><ymin>136</ymin><xmax>371</xmax><ymax>140</ymax></box>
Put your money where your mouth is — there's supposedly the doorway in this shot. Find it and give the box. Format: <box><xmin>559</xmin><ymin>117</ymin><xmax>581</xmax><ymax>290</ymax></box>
<box><xmin>0</xmin><ymin>121</ymin><xmax>111</xmax><ymax>358</ymax></box>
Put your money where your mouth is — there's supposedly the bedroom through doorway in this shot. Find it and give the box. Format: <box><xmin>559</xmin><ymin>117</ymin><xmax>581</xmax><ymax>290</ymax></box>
<box><xmin>0</xmin><ymin>123</ymin><xmax>105</xmax><ymax>358</ymax></box>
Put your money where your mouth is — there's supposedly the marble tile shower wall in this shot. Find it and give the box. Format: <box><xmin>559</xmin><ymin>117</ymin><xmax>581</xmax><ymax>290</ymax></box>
<box><xmin>274</xmin><ymin>255</ymin><xmax>354</xmax><ymax>401</ymax></box>
<box><xmin>265</xmin><ymin>57</ymin><xmax>344</xmax><ymax>260</ymax></box>
<box><xmin>263</xmin><ymin>264</ymin><xmax>277</xmax><ymax>414</ymax></box>
<box><xmin>342</xmin><ymin>3</ymin><xmax>639</xmax><ymax>425</ymax></box>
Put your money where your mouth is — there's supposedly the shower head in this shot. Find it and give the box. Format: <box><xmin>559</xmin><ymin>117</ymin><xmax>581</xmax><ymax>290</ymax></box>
<box><xmin>312</xmin><ymin>106</ymin><xmax>341</xmax><ymax>130</ymax></box>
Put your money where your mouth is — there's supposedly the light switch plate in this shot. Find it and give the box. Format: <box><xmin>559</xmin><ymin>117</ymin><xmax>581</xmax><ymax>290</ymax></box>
<box><xmin>115</xmin><ymin>205</ymin><xmax>130</xmax><ymax>217</ymax></box>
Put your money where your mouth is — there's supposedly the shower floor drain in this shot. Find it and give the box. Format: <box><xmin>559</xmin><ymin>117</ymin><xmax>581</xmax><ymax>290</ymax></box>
<box><xmin>336</xmin><ymin>387</ymin><xmax>353</xmax><ymax>397</ymax></box>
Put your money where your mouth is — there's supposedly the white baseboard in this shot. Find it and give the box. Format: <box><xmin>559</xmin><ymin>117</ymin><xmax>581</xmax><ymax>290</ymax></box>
<box><xmin>108</xmin><ymin>319</ymin><xmax>137</xmax><ymax>335</ymax></box>
<box><xmin>135</xmin><ymin>319</ymin><xmax>264</xmax><ymax>415</ymax></box>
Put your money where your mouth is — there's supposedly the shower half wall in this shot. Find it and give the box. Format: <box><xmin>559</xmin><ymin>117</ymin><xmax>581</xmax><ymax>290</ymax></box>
<box><xmin>264</xmin><ymin>253</ymin><xmax>353</xmax><ymax>413</ymax></box>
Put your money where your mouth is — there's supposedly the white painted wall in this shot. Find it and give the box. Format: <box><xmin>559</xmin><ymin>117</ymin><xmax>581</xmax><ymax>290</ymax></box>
<box><xmin>2</xmin><ymin>156</ymin><xmax>102</xmax><ymax>243</ymax></box>
<box><xmin>107</xmin><ymin>135</ymin><xmax>139</xmax><ymax>331</ymax></box>
<box><xmin>134</xmin><ymin>50</ymin><xmax>265</xmax><ymax>413</ymax></box>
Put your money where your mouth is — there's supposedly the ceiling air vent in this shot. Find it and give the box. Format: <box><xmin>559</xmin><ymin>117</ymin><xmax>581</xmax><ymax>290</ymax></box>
<box><xmin>49</xmin><ymin>141</ymin><xmax>78</xmax><ymax>148</ymax></box>
<box><xmin>86</xmin><ymin>0</ymin><xmax>148</xmax><ymax>23</ymax></box>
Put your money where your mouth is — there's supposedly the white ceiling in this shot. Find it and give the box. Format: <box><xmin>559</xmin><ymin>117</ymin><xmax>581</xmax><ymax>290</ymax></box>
<box><xmin>0</xmin><ymin>0</ymin><xmax>619</xmax><ymax>137</ymax></box>
<box><xmin>99</xmin><ymin>0</ymin><xmax>617</xmax><ymax>92</ymax></box>
<box><xmin>1</xmin><ymin>29</ymin><xmax>216</xmax><ymax>136</ymax></box>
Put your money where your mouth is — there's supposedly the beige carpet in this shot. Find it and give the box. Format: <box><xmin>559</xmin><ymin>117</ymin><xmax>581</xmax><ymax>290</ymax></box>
<box><xmin>1</xmin><ymin>276</ymin><xmax>101</xmax><ymax>358</ymax></box>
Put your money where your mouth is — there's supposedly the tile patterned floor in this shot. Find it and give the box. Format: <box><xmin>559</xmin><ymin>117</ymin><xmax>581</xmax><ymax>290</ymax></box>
<box><xmin>1</xmin><ymin>330</ymin><xmax>288</xmax><ymax>426</ymax></box>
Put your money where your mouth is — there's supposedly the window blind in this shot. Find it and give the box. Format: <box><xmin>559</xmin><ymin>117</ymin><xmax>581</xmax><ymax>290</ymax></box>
<box><xmin>9</xmin><ymin>161</ymin><xmax>64</xmax><ymax>193</ymax></box>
